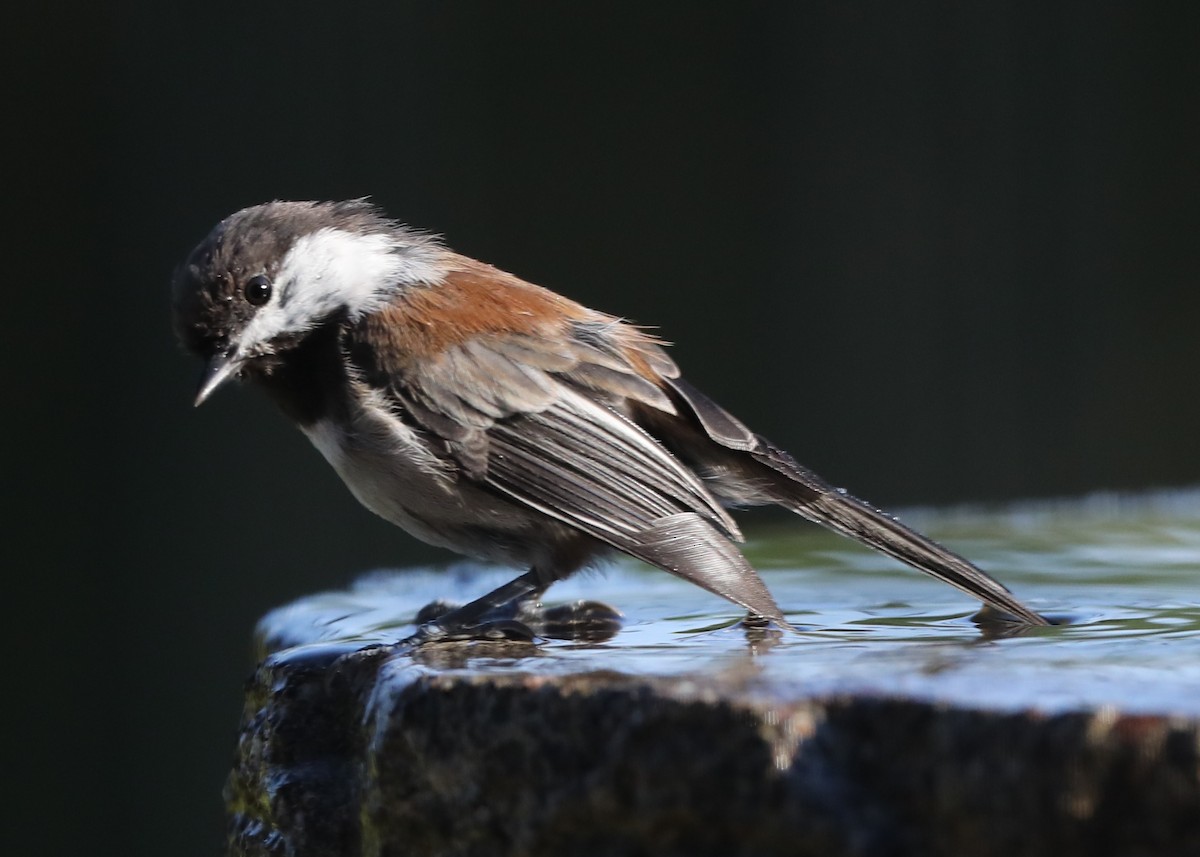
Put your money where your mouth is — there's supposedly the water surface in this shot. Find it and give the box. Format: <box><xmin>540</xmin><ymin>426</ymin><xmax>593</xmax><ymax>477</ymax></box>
<box><xmin>260</xmin><ymin>489</ymin><xmax>1200</xmax><ymax>716</ymax></box>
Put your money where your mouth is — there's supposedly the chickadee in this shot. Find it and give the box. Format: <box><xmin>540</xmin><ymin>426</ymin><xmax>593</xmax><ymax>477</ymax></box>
<box><xmin>173</xmin><ymin>200</ymin><xmax>1046</xmax><ymax>641</ymax></box>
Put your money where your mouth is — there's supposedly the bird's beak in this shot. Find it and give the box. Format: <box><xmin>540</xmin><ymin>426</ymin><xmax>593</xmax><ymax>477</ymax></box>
<box><xmin>194</xmin><ymin>351</ymin><xmax>243</xmax><ymax>407</ymax></box>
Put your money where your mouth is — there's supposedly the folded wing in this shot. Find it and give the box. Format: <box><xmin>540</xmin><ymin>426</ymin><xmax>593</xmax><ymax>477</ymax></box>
<box><xmin>346</xmin><ymin>274</ymin><xmax>787</xmax><ymax>622</ymax></box>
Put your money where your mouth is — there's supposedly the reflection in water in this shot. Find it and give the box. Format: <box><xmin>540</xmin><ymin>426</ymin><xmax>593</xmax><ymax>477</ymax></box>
<box><xmin>258</xmin><ymin>489</ymin><xmax>1200</xmax><ymax>716</ymax></box>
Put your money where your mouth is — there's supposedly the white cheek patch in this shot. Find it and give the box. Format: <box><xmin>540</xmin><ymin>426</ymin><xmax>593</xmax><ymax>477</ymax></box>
<box><xmin>235</xmin><ymin>227</ymin><xmax>445</xmax><ymax>355</ymax></box>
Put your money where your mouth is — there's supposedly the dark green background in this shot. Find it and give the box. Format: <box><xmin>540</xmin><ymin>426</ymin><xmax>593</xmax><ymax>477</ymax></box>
<box><xmin>10</xmin><ymin>3</ymin><xmax>1199</xmax><ymax>855</ymax></box>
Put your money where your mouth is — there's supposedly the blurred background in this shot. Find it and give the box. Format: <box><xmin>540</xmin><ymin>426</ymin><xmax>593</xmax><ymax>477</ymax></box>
<box><xmin>9</xmin><ymin>2</ymin><xmax>1200</xmax><ymax>855</ymax></box>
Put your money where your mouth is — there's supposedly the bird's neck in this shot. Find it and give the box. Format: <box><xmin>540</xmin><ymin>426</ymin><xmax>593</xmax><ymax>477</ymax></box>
<box><xmin>252</xmin><ymin>319</ymin><xmax>350</xmax><ymax>427</ymax></box>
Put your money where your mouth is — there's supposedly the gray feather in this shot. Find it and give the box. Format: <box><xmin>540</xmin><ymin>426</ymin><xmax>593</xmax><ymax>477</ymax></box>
<box><xmin>665</xmin><ymin>376</ymin><xmax>759</xmax><ymax>452</ymax></box>
<box><xmin>486</xmin><ymin>389</ymin><xmax>741</xmax><ymax>542</ymax></box>
<box><xmin>628</xmin><ymin>513</ymin><xmax>786</xmax><ymax>623</ymax></box>
<box><xmin>570</xmin><ymin>363</ymin><xmax>676</xmax><ymax>412</ymax></box>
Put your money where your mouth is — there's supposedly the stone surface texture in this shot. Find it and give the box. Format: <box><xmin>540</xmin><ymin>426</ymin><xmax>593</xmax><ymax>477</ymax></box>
<box><xmin>226</xmin><ymin>639</ymin><xmax>1200</xmax><ymax>857</ymax></box>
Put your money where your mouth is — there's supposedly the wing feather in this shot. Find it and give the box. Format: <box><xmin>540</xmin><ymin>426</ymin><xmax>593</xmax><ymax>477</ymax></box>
<box><xmin>342</xmin><ymin>277</ymin><xmax>785</xmax><ymax>621</ymax></box>
<box><xmin>345</xmin><ymin>301</ymin><xmax>739</xmax><ymax>541</ymax></box>
<box><xmin>486</xmin><ymin>388</ymin><xmax>739</xmax><ymax>540</ymax></box>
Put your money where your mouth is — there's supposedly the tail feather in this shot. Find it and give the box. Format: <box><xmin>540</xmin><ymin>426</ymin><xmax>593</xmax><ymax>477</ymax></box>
<box><xmin>756</xmin><ymin>443</ymin><xmax>1048</xmax><ymax>626</ymax></box>
<box><xmin>658</xmin><ymin>376</ymin><xmax>1047</xmax><ymax>626</ymax></box>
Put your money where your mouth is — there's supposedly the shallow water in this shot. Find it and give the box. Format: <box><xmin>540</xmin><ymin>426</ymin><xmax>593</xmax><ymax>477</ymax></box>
<box><xmin>259</xmin><ymin>489</ymin><xmax>1200</xmax><ymax>716</ymax></box>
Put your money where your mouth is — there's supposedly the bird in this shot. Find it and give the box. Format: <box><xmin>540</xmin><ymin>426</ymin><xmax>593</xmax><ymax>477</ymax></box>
<box><xmin>172</xmin><ymin>199</ymin><xmax>1047</xmax><ymax>642</ymax></box>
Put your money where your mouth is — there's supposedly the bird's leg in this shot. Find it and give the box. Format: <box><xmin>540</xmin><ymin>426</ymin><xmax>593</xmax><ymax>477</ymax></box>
<box><xmin>504</xmin><ymin>570</ymin><xmax>623</xmax><ymax>642</ymax></box>
<box><xmin>406</xmin><ymin>571</ymin><xmax>544</xmax><ymax>644</ymax></box>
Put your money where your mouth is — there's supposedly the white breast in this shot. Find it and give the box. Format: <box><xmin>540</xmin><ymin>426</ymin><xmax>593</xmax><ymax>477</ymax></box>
<box><xmin>299</xmin><ymin>385</ymin><xmax>563</xmax><ymax>567</ymax></box>
<box><xmin>301</xmin><ymin>406</ymin><xmax>450</xmax><ymax>529</ymax></box>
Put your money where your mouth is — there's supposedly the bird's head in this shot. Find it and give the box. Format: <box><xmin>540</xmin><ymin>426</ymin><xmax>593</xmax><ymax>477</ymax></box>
<box><xmin>172</xmin><ymin>199</ymin><xmax>444</xmax><ymax>405</ymax></box>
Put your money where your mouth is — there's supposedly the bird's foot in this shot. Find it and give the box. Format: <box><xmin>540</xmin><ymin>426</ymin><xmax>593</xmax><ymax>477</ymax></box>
<box><xmin>518</xmin><ymin>599</ymin><xmax>623</xmax><ymax>642</ymax></box>
<box><xmin>403</xmin><ymin>599</ymin><xmax>536</xmax><ymax>645</ymax></box>
<box><xmin>404</xmin><ymin>597</ymin><xmax>623</xmax><ymax>646</ymax></box>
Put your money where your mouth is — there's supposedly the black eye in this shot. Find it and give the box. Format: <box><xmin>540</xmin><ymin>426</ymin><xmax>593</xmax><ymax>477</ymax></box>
<box><xmin>243</xmin><ymin>274</ymin><xmax>273</xmax><ymax>306</ymax></box>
